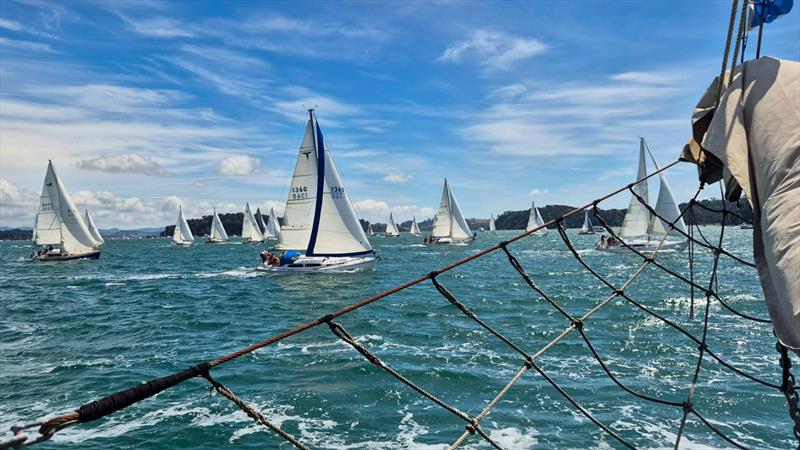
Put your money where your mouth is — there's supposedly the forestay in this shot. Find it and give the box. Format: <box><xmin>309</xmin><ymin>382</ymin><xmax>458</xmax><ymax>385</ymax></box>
<box><xmin>619</xmin><ymin>139</ymin><xmax>651</xmax><ymax>238</ymax></box>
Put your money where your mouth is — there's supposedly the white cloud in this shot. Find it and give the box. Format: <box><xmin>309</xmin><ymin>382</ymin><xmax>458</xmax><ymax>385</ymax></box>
<box><xmin>118</xmin><ymin>15</ymin><xmax>194</xmax><ymax>38</ymax></box>
<box><xmin>610</xmin><ymin>71</ymin><xmax>688</xmax><ymax>85</ymax></box>
<box><xmin>438</xmin><ymin>30</ymin><xmax>546</xmax><ymax>71</ymax></box>
<box><xmin>218</xmin><ymin>155</ymin><xmax>261</xmax><ymax>176</ymax></box>
<box><xmin>0</xmin><ymin>37</ymin><xmax>55</xmax><ymax>52</ymax></box>
<box><xmin>383</xmin><ymin>173</ymin><xmax>413</xmax><ymax>184</ymax></box>
<box><xmin>0</xmin><ymin>178</ymin><xmax>39</xmax><ymax>226</ymax></box>
<box><xmin>76</xmin><ymin>153</ymin><xmax>167</xmax><ymax>175</ymax></box>
<box><xmin>0</xmin><ymin>17</ymin><xmax>58</xmax><ymax>38</ymax></box>
<box><xmin>353</xmin><ymin>199</ymin><xmax>434</xmax><ymax>222</ymax></box>
<box><xmin>489</xmin><ymin>84</ymin><xmax>527</xmax><ymax>100</ymax></box>
<box><xmin>529</xmin><ymin>188</ymin><xmax>550</xmax><ymax>197</ymax></box>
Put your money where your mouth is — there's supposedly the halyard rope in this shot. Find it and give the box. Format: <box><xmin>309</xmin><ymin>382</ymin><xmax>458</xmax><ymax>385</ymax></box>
<box><xmin>2</xmin><ymin>158</ymin><xmax>795</xmax><ymax>449</ymax></box>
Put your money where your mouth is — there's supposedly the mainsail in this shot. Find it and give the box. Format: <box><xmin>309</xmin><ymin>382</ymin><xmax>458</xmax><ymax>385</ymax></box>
<box><xmin>241</xmin><ymin>203</ymin><xmax>264</xmax><ymax>242</ymax></box>
<box><xmin>431</xmin><ymin>179</ymin><xmax>472</xmax><ymax>240</ymax></box>
<box><xmin>489</xmin><ymin>214</ymin><xmax>496</xmax><ymax>232</ymax></box>
<box><xmin>581</xmin><ymin>210</ymin><xmax>594</xmax><ymax>233</ymax></box>
<box><xmin>84</xmin><ymin>210</ymin><xmax>104</xmax><ymax>246</ymax></box>
<box><xmin>173</xmin><ymin>205</ymin><xmax>194</xmax><ymax>244</ymax></box>
<box><xmin>266</xmin><ymin>207</ymin><xmax>280</xmax><ymax>239</ymax></box>
<box><xmin>210</xmin><ymin>208</ymin><xmax>229</xmax><ymax>242</ymax></box>
<box><xmin>526</xmin><ymin>201</ymin><xmax>548</xmax><ymax>235</ymax></box>
<box><xmin>34</xmin><ymin>161</ymin><xmax>99</xmax><ymax>255</ymax></box>
<box><xmin>618</xmin><ymin>139</ymin><xmax>652</xmax><ymax>238</ymax></box>
<box><xmin>385</xmin><ymin>213</ymin><xmax>400</xmax><ymax>236</ymax></box>
<box><xmin>409</xmin><ymin>216</ymin><xmax>420</xmax><ymax>235</ymax></box>
<box><xmin>275</xmin><ymin>110</ymin><xmax>372</xmax><ymax>256</ymax></box>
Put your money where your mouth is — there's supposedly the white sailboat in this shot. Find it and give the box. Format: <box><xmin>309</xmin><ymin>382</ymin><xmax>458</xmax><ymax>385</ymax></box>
<box><xmin>426</xmin><ymin>178</ymin><xmax>475</xmax><ymax>245</ymax></box>
<box><xmin>206</xmin><ymin>207</ymin><xmax>229</xmax><ymax>244</ymax></box>
<box><xmin>84</xmin><ymin>210</ymin><xmax>104</xmax><ymax>246</ymax></box>
<box><xmin>172</xmin><ymin>205</ymin><xmax>194</xmax><ymax>246</ymax></box>
<box><xmin>596</xmin><ymin>138</ymin><xmax>687</xmax><ymax>253</ymax></box>
<box><xmin>489</xmin><ymin>214</ymin><xmax>496</xmax><ymax>232</ymax></box>
<box><xmin>526</xmin><ymin>201</ymin><xmax>548</xmax><ymax>235</ymax></box>
<box><xmin>384</xmin><ymin>213</ymin><xmax>400</xmax><ymax>237</ymax></box>
<box><xmin>579</xmin><ymin>210</ymin><xmax>595</xmax><ymax>235</ymax></box>
<box><xmin>367</xmin><ymin>223</ymin><xmax>375</xmax><ymax>236</ymax></box>
<box><xmin>241</xmin><ymin>202</ymin><xmax>265</xmax><ymax>243</ymax></box>
<box><xmin>409</xmin><ymin>216</ymin><xmax>421</xmax><ymax>235</ymax></box>
<box><xmin>264</xmin><ymin>207</ymin><xmax>281</xmax><ymax>240</ymax></box>
<box><xmin>257</xmin><ymin>109</ymin><xmax>377</xmax><ymax>272</ymax></box>
<box><xmin>31</xmin><ymin>161</ymin><xmax>101</xmax><ymax>261</ymax></box>
<box><xmin>255</xmin><ymin>208</ymin><xmax>267</xmax><ymax>235</ymax></box>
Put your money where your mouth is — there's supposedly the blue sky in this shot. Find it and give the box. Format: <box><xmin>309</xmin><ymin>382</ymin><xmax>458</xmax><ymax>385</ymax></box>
<box><xmin>1</xmin><ymin>0</ymin><xmax>798</xmax><ymax>228</ymax></box>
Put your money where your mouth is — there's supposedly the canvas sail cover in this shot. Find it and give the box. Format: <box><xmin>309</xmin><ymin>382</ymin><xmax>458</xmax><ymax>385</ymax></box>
<box><xmin>210</xmin><ymin>208</ymin><xmax>229</xmax><ymax>241</ymax></box>
<box><xmin>266</xmin><ymin>207</ymin><xmax>280</xmax><ymax>239</ymax></box>
<box><xmin>306</xmin><ymin>121</ymin><xmax>372</xmax><ymax>256</ymax></box>
<box><xmin>489</xmin><ymin>214</ymin><xmax>496</xmax><ymax>231</ymax></box>
<box><xmin>581</xmin><ymin>210</ymin><xmax>593</xmax><ymax>233</ymax></box>
<box><xmin>385</xmin><ymin>213</ymin><xmax>400</xmax><ymax>236</ymax></box>
<box><xmin>410</xmin><ymin>216</ymin><xmax>420</xmax><ymax>234</ymax></box>
<box><xmin>242</xmin><ymin>203</ymin><xmax>264</xmax><ymax>241</ymax></box>
<box><xmin>619</xmin><ymin>140</ymin><xmax>651</xmax><ymax>237</ymax></box>
<box><xmin>276</xmin><ymin>118</ymin><xmax>318</xmax><ymax>251</ymax></box>
<box><xmin>682</xmin><ymin>57</ymin><xmax>800</xmax><ymax>350</ymax></box>
<box><xmin>173</xmin><ymin>206</ymin><xmax>193</xmax><ymax>243</ymax></box>
<box><xmin>34</xmin><ymin>161</ymin><xmax>97</xmax><ymax>254</ymax></box>
<box><xmin>84</xmin><ymin>210</ymin><xmax>104</xmax><ymax>245</ymax></box>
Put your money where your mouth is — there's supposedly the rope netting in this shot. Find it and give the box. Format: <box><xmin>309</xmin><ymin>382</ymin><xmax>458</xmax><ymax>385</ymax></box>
<box><xmin>2</xmin><ymin>161</ymin><xmax>799</xmax><ymax>449</ymax></box>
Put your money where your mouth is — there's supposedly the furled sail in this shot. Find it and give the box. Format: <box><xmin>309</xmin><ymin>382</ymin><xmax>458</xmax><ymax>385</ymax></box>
<box><xmin>242</xmin><ymin>203</ymin><xmax>264</xmax><ymax>242</ymax></box>
<box><xmin>266</xmin><ymin>207</ymin><xmax>280</xmax><ymax>239</ymax></box>
<box><xmin>489</xmin><ymin>214</ymin><xmax>496</xmax><ymax>232</ymax></box>
<box><xmin>173</xmin><ymin>205</ymin><xmax>194</xmax><ymax>243</ymax></box>
<box><xmin>210</xmin><ymin>208</ymin><xmax>229</xmax><ymax>241</ymax></box>
<box><xmin>84</xmin><ymin>210</ymin><xmax>104</xmax><ymax>246</ymax></box>
<box><xmin>526</xmin><ymin>201</ymin><xmax>548</xmax><ymax>235</ymax></box>
<box><xmin>34</xmin><ymin>161</ymin><xmax>98</xmax><ymax>255</ymax></box>
<box><xmin>385</xmin><ymin>213</ymin><xmax>400</xmax><ymax>236</ymax></box>
<box><xmin>431</xmin><ymin>179</ymin><xmax>472</xmax><ymax>239</ymax></box>
<box><xmin>276</xmin><ymin>110</ymin><xmax>372</xmax><ymax>256</ymax></box>
<box><xmin>581</xmin><ymin>210</ymin><xmax>593</xmax><ymax>233</ymax></box>
<box><xmin>619</xmin><ymin>139</ymin><xmax>651</xmax><ymax>237</ymax></box>
<box><xmin>409</xmin><ymin>216</ymin><xmax>420</xmax><ymax>235</ymax></box>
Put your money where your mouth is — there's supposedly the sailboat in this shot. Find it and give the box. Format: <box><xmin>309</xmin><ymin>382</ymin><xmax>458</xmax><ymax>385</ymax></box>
<box><xmin>489</xmin><ymin>214</ymin><xmax>496</xmax><ymax>232</ymax></box>
<box><xmin>31</xmin><ymin>161</ymin><xmax>102</xmax><ymax>261</ymax></box>
<box><xmin>264</xmin><ymin>207</ymin><xmax>281</xmax><ymax>240</ymax></box>
<box><xmin>409</xmin><ymin>216</ymin><xmax>421</xmax><ymax>235</ymax></box>
<box><xmin>426</xmin><ymin>178</ymin><xmax>475</xmax><ymax>245</ymax></box>
<box><xmin>367</xmin><ymin>223</ymin><xmax>375</xmax><ymax>236</ymax></box>
<box><xmin>255</xmin><ymin>207</ymin><xmax>267</xmax><ymax>235</ymax></box>
<box><xmin>206</xmin><ymin>207</ymin><xmax>229</xmax><ymax>244</ymax></box>
<box><xmin>172</xmin><ymin>205</ymin><xmax>194</xmax><ymax>246</ymax></box>
<box><xmin>84</xmin><ymin>210</ymin><xmax>104</xmax><ymax>247</ymax></box>
<box><xmin>526</xmin><ymin>201</ymin><xmax>548</xmax><ymax>235</ymax></box>
<box><xmin>596</xmin><ymin>138</ymin><xmax>687</xmax><ymax>253</ymax></box>
<box><xmin>256</xmin><ymin>109</ymin><xmax>377</xmax><ymax>272</ymax></box>
<box><xmin>384</xmin><ymin>213</ymin><xmax>400</xmax><ymax>237</ymax></box>
<box><xmin>241</xmin><ymin>203</ymin><xmax>265</xmax><ymax>244</ymax></box>
<box><xmin>579</xmin><ymin>210</ymin><xmax>595</xmax><ymax>235</ymax></box>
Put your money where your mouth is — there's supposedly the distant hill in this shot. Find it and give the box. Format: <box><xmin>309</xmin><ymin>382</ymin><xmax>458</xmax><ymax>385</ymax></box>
<box><xmin>0</xmin><ymin>229</ymin><xmax>32</xmax><ymax>240</ymax></box>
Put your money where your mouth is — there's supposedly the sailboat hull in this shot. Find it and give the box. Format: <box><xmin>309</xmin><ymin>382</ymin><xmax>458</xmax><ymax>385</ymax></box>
<box><xmin>427</xmin><ymin>236</ymin><xmax>474</xmax><ymax>245</ymax></box>
<box><xmin>596</xmin><ymin>238</ymin><xmax>687</xmax><ymax>253</ymax></box>
<box><xmin>205</xmin><ymin>239</ymin><xmax>227</xmax><ymax>244</ymax></box>
<box><xmin>578</xmin><ymin>229</ymin><xmax>595</xmax><ymax>235</ymax></box>
<box><xmin>256</xmin><ymin>255</ymin><xmax>379</xmax><ymax>273</ymax></box>
<box><xmin>32</xmin><ymin>250</ymin><xmax>101</xmax><ymax>261</ymax></box>
<box><xmin>171</xmin><ymin>240</ymin><xmax>193</xmax><ymax>247</ymax></box>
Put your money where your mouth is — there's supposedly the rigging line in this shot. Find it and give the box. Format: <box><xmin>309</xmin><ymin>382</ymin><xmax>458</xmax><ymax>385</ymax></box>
<box><xmin>728</xmin><ymin>0</ymin><xmax>749</xmax><ymax>86</ymax></box>
<box><xmin>716</xmin><ymin>0</ymin><xmax>741</xmax><ymax>107</ymax></box>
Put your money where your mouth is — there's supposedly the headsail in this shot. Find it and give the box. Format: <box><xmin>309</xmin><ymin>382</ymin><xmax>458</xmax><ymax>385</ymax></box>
<box><xmin>173</xmin><ymin>205</ymin><xmax>194</xmax><ymax>243</ymax></box>
<box><xmin>431</xmin><ymin>179</ymin><xmax>472</xmax><ymax>239</ymax></box>
<box><xmin>242</xmin><ymin>203</ymin><xmax>264</xmax><ymax>242</ymax></box>
<box><xmin>644</xmin><ymin>142</ymin><xmax>687</xmax><ymax>236</ymax></box>
<box><xmin>266</xmin><ymin>207</ymin><xmax>280</xmax><ymax>239</ymax></box>
<box><xmin>618</xmin><ymin>139</ymin><xmax>651</xmax><ymax>237</ymax></box>
<box><xmin>255</xmin><ymin>208</ymin><xmax>267</xmax><ymax>234</ymax></box>
<box><xmin>34</xmin><ymin>161</ymin><xmax>98</xmax><ymax>254</ymax></box>
<box><xmin>84</xmin><ymin>210</ymin><xmax>104</xmax><ymax>246</ymax></box>
<box><xmin>385</xmin><ymin>213</ymin><xmax>400</xmax><ymax>236</ymax></box>
<box><xmin>210</xmin><ymin>207</ymin><xmax>229</xmax><ymax>241</ymax></box>
<box><xmin>489</xmin><ymin>214</ymin><xmax>496</xmax><ymax>232</ymax></box>
<box><xmin>409</xmin><ymin>216</ymin><xmax>420</xmax><ymax>235</ymax></box>
<box><xmin>526</xmin><ymin>201</ymin><xmax>548</xmax><ymax>235</ymax></box>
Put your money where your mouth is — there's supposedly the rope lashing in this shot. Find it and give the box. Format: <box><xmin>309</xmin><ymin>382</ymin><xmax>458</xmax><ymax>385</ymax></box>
<box><xmin>778</xmin><ymin>342</ymin><xmax>800</xmax><ymax>442</ymax></box>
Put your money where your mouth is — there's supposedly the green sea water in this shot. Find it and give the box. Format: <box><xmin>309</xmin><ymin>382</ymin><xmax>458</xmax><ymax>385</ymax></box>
<box><xmin>0</xmin><ymin>229</ymin><xmax>793</xmax><ymax>448</ymax></box>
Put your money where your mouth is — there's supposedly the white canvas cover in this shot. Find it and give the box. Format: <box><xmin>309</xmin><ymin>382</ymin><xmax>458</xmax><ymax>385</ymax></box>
<box><xmin>84</xmin><ymin>210</ymin><xmax>104</xmax><ymax>246</ymax></box>
<box><xmin>431</xmin><ymin>179</ymin><xmax>472</xmax><ymax>239</ymax></box>
<box><xmin>684</xmin><ymin>57</ymin><xmax>800</xmax><ymax>350</ymax></box>
<box><xmin>173</xmin><ymin>206</ymin><xmax>193</xmax><ymax>243</ymax></box>
<box><xmin>385</xmin><ymin>213</ymin><xmax>400</xmax><ymax>236</ymax></box>
<box><xmin>266</xmin><ymin>207</ymin><xmax>281</xmax><ymax>239</ymax></box>
<box><xmin>619</xmin><ymin>140</ymin><xmax>651</xmax><ymax>237</ymax></box>
<box><xmin>210</xmin><ymin>208</ymin><xmax>229</xmax><ymax>241</ymax></box>
<box><xmin>276</xmin><ymin>119</ymin><xmax>318</xmax><ymax>251</ymax></box>
<box><xmin>409</xmin><ymin>216</ymin><xmax>420</xmax><ymax>235</ymax></box>
<box><xmin>242</xmin><ymin>203</ymin><xmax>264</xmax><ymax>241</ymax></box>
<box><xmin>34</xmin><ymin>161</ymin><xmax>98</xmax><ymax>254</ymax></box>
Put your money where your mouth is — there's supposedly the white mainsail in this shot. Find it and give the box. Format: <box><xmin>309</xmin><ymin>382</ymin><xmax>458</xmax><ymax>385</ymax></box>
<box><xmin>526</xmin><ymin>201</ymin><xmax>548</xmax><ymax>235</ymax></box>
<box><xmin>241</xmin><ymin>203</ymin><xmax>264</xmax><ymax>242</ymax></box>
<box><xmin>581</xmin><ymin>210</ymin><xmax>594</xmax><ymax>233</ymax></box>
<box><xmin>210</xmin><ymin>207</ymin><xmax>229</xmax><ymax>241</ymax></box>
<box><xmin>265</xmin><ymin>207</ymin><xmax>280</xmax><ymax>239</ymax></box>
<box><xmin>34</xmin><ymin>161</ymin><xmax>99</xmax><ymax>255</ymax></box>
<box><xmin>644</xmin><ymin>144</ymin><xmax>687</xmax><ymax>237</ymax></box>
<box><xmin>385</xmin><ymin>213</ymin><xmax>400</xmax><ymax>236</ymax></box>
<box><xmin>431</xmin><ymin>179</ymin><xmax>472</xmax><ymax>240</ymax></box>
<box><xmin>618</xmin><ymin>139</ymin><xmax>651</xmax><ymax>238</ymax></box>
<box><xmin>173</xmin><ymin>205</ymin><xmax>194</xmax><ymax>244</ymax></box>
<box><xmin>489</xmin><ymin>214</ymin><xmax>496</xmax><ymax>232</ymax></box>
<box><xmin>275</xmin><ymin>110</ymin><xmax>372</xmax><ymax>256</ymax></box>
<box><xmin>84</xmin><ymin>210</ymin><xmax>104</xmax><ymax>246</ymax></box>
<box><xmin>409</xmin><ymin>216</ymin><xmax>420</xmax><ymax>235</ymax></box>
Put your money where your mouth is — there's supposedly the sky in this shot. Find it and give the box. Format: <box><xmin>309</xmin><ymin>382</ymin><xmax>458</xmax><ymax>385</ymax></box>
<box><xmin>1</xmin><ymin>0</ymin><xmax>798</xmax><ymax>229</ymax></box>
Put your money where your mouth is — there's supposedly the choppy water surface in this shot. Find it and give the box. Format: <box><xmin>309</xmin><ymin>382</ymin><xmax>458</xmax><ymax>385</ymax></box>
<box><xmin>0</xmin><ymin>229</ymin><xmax>792</xmax><ymax>449</ymax></box>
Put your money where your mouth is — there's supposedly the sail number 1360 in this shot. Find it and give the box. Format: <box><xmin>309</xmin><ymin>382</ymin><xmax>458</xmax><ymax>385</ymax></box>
<box><xmin>291</xmin><ymin>186</ymin><xmax>308</xmax><ymax>199</ymax></box>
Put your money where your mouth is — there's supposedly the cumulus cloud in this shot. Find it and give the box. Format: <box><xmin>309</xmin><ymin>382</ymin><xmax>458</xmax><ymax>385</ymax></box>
<box><xmin>353</xmin><ymin>199</ymin><xmax>434</xmax><ymax>222</ymax></box>
<box><xmin>438</xmin><ymin>30</ymin><xmax>546</xmax><ymax>71</ymax></box>
<box><xmin>0</xmin><ymin>178</ymin><xmax>39</xmax><ymax>226</ymax></box>
<box><xmin>383</xmin><ymin>173</ymin><xmax>413</xmax><ymax>184</ymax></box>
<box><xmin>76</xmin><ymin>153</ymin><xmax>167</xmax><ymax>175</ymax></box>
<box><xmin>218</xmin><ymin>154</ymin><xmax>261</xmax><ymax>176</ymax></box>
<box><xmin>529</xmin><ymin>188</ymin><xmax>550</xmax><ymax>197</ymax></box>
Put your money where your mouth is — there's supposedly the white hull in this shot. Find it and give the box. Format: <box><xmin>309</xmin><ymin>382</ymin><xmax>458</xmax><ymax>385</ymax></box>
<box><xmin>205</xmin><ymin>238</ymin><xmax>227</xmax><ymax>244</ymax></box>
<box><xmin>427</xmin><ymin>236</ymin><xmax>474</xmax><ymax>245</ymax></box>
<box><xmin>256</xmin><ymin>255</ymin><xmax>379</xmax><ymax>273</ymax></box>
<box><xmin>579</xmin><ymin>229</ymin><xmax>595</xmax><ymax>235</ymax></box>
<box><xmin>242</xmin><ymin>239</ymin><xmax>265</xmax><ymax>245</ymax></box>
<box><xmin>171</xmin><ymin>240</ymin><xmax>193</xmax><ymax>247</ymax></box>
<box><xmin>596</xmin><ymin>238</ymin><xmax>687</xmax><ymax>253</ymax></box>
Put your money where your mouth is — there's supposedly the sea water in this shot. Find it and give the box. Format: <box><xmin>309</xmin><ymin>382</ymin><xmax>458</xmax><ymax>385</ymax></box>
<box><xmin>0</xmin><ymin>229</ymin><xmax>793</xmax><ymax>449</ymax></box>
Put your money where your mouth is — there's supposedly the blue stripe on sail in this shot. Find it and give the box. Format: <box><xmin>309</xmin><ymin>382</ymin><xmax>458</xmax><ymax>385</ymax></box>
<box><xmin>306</xmin><ymin>120</ymin><xmax>326</xmax><ymax>256</ymax></box>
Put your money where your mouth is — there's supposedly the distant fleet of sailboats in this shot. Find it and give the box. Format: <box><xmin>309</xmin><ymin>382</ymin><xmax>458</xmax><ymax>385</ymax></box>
<box><xmin>29</xmin><ymin>112</ymin><xmax>689</xmax><ymax>268</ymax></box>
